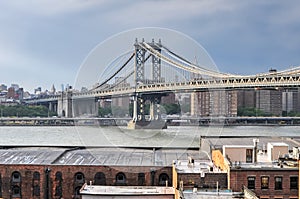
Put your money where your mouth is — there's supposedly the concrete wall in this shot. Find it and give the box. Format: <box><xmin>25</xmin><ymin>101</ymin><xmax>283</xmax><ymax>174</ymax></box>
<box><xmin>267</xmin><ymin>143</ymin><xmax>289</xmax><ymax>161</ymax></box>
<box><xmin>223</xmin><ymin>146</ymin><xmax>254</xmax><ymax>163</ymax></box>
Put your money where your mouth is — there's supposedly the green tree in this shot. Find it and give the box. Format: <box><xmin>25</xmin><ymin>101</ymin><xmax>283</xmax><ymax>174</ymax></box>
<box><xmin>0</xmin><ymin>105</ymin><xmax>57</xmax><ymax>117</ymax></box>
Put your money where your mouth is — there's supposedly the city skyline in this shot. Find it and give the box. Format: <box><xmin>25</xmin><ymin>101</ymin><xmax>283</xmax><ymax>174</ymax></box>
<box><xmin>0</xmin><ymin>1</ymin><xmax>300</xmax><ymax>92</ymax></box>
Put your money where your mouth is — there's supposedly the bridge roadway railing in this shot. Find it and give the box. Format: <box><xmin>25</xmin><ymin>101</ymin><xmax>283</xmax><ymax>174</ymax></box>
<box><xmin>24</xmin><ymin>95</ymin><xmax>60</xmax><ymax>104</ymax></box>
<box><xmin>72</xmin><ymin>74</ymin><xmax>300</xmax><ymax>98</ymax></box>
<box><xmin>24</xmin><ymin>74</ymin><xmax>300</xmax><ymax>102</ymax></box>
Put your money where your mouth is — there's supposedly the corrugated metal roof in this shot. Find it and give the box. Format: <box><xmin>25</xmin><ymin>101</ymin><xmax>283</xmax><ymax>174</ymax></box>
<box><xmin>0</xmin><ymin>147</ymin><xmax>209</xmax><ymax>166</ymax></box>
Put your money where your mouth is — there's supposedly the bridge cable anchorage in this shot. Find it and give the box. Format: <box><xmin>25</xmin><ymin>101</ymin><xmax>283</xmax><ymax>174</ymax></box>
<box><xmin>140</xmin><ymin>42</ymin><xmax>236</xmax><ymax>79</ymax></box>
<box><xmin>91</xmin><ymin>52</ymin><xmax>135</xmax><ymax>91</ymax></box>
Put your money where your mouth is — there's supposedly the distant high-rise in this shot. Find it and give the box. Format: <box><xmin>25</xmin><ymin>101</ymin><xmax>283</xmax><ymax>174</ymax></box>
<box><xmin>256</xmin><ymin>89</ymin><xmax>282</xmax><ymax>116</ymax></box>
<box><xmin>50</xmin><ymin>84</ymin><xmax>56</xmax><ymax>94</ymax></box>
<box><xmin>10</xmin><ymin>83</ymin><xmax>19</xmax><ymax>91</ymax></box>
<box><xmin>237</xmin><ymin>89</ymin><xmax>256</xmax><ymax>109</ymax></box>
<box><xmin>282</xmin><ymin>88</ymin><xmax>300</xmax><ymax>114</ymax></box>
<box><xmin>7</xmin><ymin>87</ymin><xmax>15</xmax><ymax>99</ymax></box>
<box><xmin>191</xmin><ymin>90</ymin><xmax>237</xmax><ymax>117</ymax></box>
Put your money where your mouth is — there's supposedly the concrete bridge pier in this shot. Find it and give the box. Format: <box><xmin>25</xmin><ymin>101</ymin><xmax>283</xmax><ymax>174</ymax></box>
<box><xmin>128</xmin><ymin>93</ymin><xmax>166</xmax><ymax>129</ymax></box>
<box><xmin>48</xmin><ymin>102</ymin><xmax>57</xmax><ymax>113</ymax></box>
<box><xmin>57</xmin><ymin>91</ymin><xmax>73</xmax><ymax>117</ymax></box>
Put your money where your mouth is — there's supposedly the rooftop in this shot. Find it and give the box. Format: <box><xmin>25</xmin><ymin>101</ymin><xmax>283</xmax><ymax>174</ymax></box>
<box><xmin>231</xmin><ymin>152</ymin><xmax>298</xmax><ymax>170</ymax></box>
<box><xmin>0</xmin><ymin>147</ymin><xmax>209</xmax><ymax>166</ymax></box>
<box><xmin>80</xmin><ymin>184</ymin><xmax>175</xmax><ymax>196</ymax></box>
<box><xmin>175</xmin><ymin>159</ymin><xmax>224</xmax><ymax>174</ymax></box>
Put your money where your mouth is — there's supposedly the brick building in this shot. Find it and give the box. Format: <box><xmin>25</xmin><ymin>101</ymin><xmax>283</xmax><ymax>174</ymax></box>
<box><xmin>191</xmin><ymin>89</ymin><xmax>237</xmax><ymax>117</ymax></box>
<box><xmin>0</xmin><ymin>147</ymin><xmax>206</xmax><ymax>199</ymax></box>
<box><xmin>212</xmin><ymin>141</ymin><xmax>299</xmax><ymax>199</ymax></box>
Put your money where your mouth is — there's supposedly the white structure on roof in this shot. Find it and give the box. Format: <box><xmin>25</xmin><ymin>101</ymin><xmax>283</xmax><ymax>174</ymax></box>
<box><xmin>80</xmin><ymin>184</ymin><xmax>175</xmax><ymax>199</ymax></box>
<box><xmin>267</xmin><ymin>142</ymin><xmax>289</xmax><ymax>161</ymax></box>
<box><xmin>222</xmin><ymin>145</ymin><xmax>255</xmax><ymax>163</ymax></box>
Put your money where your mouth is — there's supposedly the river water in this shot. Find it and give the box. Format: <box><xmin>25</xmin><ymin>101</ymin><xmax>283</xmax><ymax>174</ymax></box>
<box><xmin>0</xmin><ymin>125</ymin><xmax>299</xmax><ymax>148</ymax></box>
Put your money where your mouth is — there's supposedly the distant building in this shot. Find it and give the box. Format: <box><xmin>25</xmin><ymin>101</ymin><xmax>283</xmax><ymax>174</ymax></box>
<box><xmin>50</xmin><ymin>84</ymin><xmax>56</xmax><ymax>94</ymax></box>
<box><xmin>191</xmin><ymin>90</ymin><xmax>237</xmax><ymax>117</ymax></box>
<box><xmin>7</xmin><ymin>87</ymin><xmax>15</xmax><ymax>99</ymax></box>
<box><xmin>256</xmin><ymin>89</ymin><xmax>282</xmax><ymax>116</ymax></box>
<box><xmin>34</xmin><ymin>87</ymin><xmax>42</xmax><ymax>95</ymax></box>
<box><xmin>10</xmin><ymin>83</ymin><xmax>19</xmax><ymax>91</ymax></box>
<box><xmin>0</xmin><ymin>84</ymin><xmax>7</xmax><ymax>91</ymax></box>
<box><xmin>282</xmin><ymin>88</ymin><xmax>300</xmax><ymax>114</ymax></box>
<box><xmin>213</xmin><ymin>140</ymin><xmax>298</xmax><ymax>199</ymax></box>
<box><xmin>161</xmin><ymin>92</ymin><xmax>176</xmax><ymax>104</ymax></box>
<box><xmin>191</xmin><ymin>91</ymin><xmax>210</xmax><ymax>117</ymax></box>
<box><xmin>237</xmin><ymin>89</ymin><xmax>256</xmax><ymax>109</ymax></box>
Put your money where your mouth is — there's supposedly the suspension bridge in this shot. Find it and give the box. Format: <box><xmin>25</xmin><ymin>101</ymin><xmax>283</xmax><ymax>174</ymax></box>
<box><xmin>26</xmin><ymin>39</ymin><xmax>300</xmax><ymax>129</ymax></box>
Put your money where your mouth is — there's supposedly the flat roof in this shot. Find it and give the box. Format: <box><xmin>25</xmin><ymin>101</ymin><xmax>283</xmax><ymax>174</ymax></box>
<box><xmin>268</xmin><ymin>142</ymin><xmax>289</xmax><ymax>146</ymax></box>
<box><xmin>223</xmin><ymin>145</ymin><xmax>255</xmax><ymax>148</ymax></box>
<box><xmin>175</xmin><ymin>159</ymin><xmax>225</xmax><ymax>174</ymax></box>
<box><xmin>230</xmin><ymin>152</ymin><xmax>298</xmax><ymax>170</ymax></box>
<box><xmin>0</xmin><ymin>147</ymin><xmax>209</xmax><ymax>166</ymax></box>
<box><xmin>80</xmin><ymin>184</ymin><xmax>175</xmax><ymax>195</ymax></box>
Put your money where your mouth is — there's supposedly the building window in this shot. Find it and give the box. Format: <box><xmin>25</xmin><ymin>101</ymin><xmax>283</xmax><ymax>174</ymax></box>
<box><xmin>116</xmin><ymin>172</ymin><xmax>126</xmax><ymax>185</ymax></box>
<box><xmin>261</xmin><ymin>176</ymin><xmax>269</xmax><ymax>189</ymax></box>
<box><xmin>275</xmin><ymin>177</ymin><xmax>282</xmax><ymax>190</ymax></box>
<box><xmin>247</xmin><ymin>177</ymin><xmax>255</xmax><ymax>189</ymax></box>
<box><xmin>246</xmin><ymin>149</ymin><xmax>253</xmax><ymax>163</ymax></box>
<box><xmin>55</xmin><ymin>185</ymin><xmax>62</xmax><ymax>197</ymax></box>
<box><xmin>94</xmin><ymin>172</ymin><xmax>106</xmax><ymax>185</ymax></box>
<box><xmin>290</xmin><ymin>176</ymin><xmax>298</xmax><ymax>189</ymax></box>
<box><xmin>33</xmin><ymin>185</ymin><xmax>40</xmax><ymax>196</ymax></box>
<box><xmin>0</xmin><ymin>173</ymin><xmax>2</xmax><ymax>198</ymax></box>
<box><xmin>159</xmin><ymin>173</ymin><xmax>170</xmax><ymax>186</ymax></box>
<box><xmin>33</xmin><ymin>171</ymin><xmax>40</xmax><ymax>180</ymax></box>
<box><xmin>55</xmin><ymin>171</ymin><xmax>63</xmax><ymax>181</ymax></box>
<box><xmin>12</xmin><ymin>185</ymin><xmax>21</xmax><ymax>198</ymax></box>
<box><xmin>11</xmin><ymin>171</ymin><xmax>21</xmax><ymax>183</ymax></box>
<box><xmin>138</xmin><ymin>173</ymin><xmax>145</xmax><ymax>186</ymax></box>
<box><xmin>74</xmin><ymin>186</ymin><xmax>81</xmax><ymax>199</ymax></box>
<box><xmin>74</xmin><ymin>172</ymin><xmax>85</xmax><ymax>184</ymax></box>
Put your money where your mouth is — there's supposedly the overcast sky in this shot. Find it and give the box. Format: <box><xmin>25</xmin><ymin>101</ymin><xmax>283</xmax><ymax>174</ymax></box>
<box><xmin>0</xmin><ymin>0</ymin><xmax>300</xmax><ymax>93</ymax></box>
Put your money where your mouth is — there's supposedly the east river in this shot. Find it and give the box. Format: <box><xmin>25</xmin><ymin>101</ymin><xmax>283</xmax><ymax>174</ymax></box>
<box><xmin>0</xmin><ymin>125</ymin><xmax>300</xmax><ymax>148</ymax></box>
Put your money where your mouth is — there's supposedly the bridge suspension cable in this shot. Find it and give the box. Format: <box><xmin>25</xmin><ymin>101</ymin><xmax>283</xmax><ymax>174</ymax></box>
<box><xmin>140</xmin><ymin>42</ymin><xmax>237</xmax><ymax>79</ymax></box>
<box><xmin>92</xmin><ymin>52</ymin><xmax>135</xmax><ymax>91</ymax></box>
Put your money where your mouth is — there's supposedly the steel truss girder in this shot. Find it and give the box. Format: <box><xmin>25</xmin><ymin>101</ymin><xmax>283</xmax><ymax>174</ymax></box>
<box><xmin>135</xmin><ymin>45</ymin><xmax>146</xmax><ymax>85</ymax></box>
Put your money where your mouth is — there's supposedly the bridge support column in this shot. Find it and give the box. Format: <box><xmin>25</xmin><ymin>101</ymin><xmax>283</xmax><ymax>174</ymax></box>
<box><xmin>57</xmin><ymin>91</ymin><xmax>73</xmax><ymax>117</ymax></box>
<box><xmin>149</xmin><ymin>96</ymin><xmax>161</xmax><ymax>121</ymax></box>
<box><xmin>128</xmin><ymin>94</ymin><xmax>166</xmax><ymax>129</ymax></box>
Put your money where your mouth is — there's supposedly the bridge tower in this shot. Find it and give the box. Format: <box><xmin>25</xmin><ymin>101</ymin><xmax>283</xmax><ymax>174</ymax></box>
<box><xmin>129</xmin><ymin>39</ymin><xmax>166</xmax><ymax>129</ymax></box>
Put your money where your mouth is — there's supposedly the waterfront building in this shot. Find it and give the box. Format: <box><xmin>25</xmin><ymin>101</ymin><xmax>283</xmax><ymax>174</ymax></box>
<box><xmin>256</xmin><ymin>89</ymin><xmax>282</xmax><ymax>116</ymax></box>
<box><xmin>213</xmin><ymin>141</ymin><xmax>299</xmax><ymax>199</ymax></box>
<box><xmin>282</xmin><ymin>88</ymin><xmax>300</xmax><ymax>114</ymax></box>
<box><xmin>191</xmin><ymin>91</ymin><xmax>210</xmax><ymax>117</ymax></box>
<box><xmin>0</xmin><ymin>147</ymin><xmax>201</xmax><ymax>199</ymax></box>
<box><xmin>237</xmin><ymin>89</ymin><xmax>256</xmax><ymax>109</ymax></box>
<box><xmin>161</xmin><ymin>92</ymin><xmax>176</xmax><ymax>104</ymax></box>
<box><xmin>0</xmin><ymin>136</ymin><xmax>298</xmax><ymax>199</ymax></box>
<box><xmin>191</xmin><ymin>90</ymin><xmax>237</xmax><ymax>117</ymax></box>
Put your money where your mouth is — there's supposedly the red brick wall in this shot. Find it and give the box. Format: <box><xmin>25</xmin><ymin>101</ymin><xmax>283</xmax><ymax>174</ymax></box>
<box><xmin>230</xmin><ymin>169</ymin><xmax>298</xmax><ymax>199</ymax></box>
<box><xmin>178</xmin><ymin>173</ymin><xmax>227</xmax><ymax>190</ymax></box>
<box><xmin>0</xmin><ymin>164</ymin><xmax>172</xmax><ymax>199</ymax></box>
